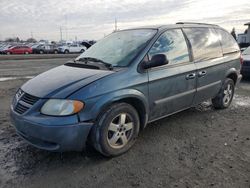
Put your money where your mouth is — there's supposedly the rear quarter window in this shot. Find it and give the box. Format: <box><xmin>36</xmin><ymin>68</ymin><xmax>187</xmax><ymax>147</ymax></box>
<box><xmin>215</xmin><ymin>29</ymin><xmax>240</xmax><ymax>54</ymax></box>
<box><xmin>183</xmin><ymin>27</ymin><xmax>222</xmax><ymax>61</ymax></box>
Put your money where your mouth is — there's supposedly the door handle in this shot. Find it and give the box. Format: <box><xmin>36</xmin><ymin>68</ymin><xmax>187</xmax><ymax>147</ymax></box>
<box><xmin>186</xmin><ymin>73</ymin><xmax>196</xmax><ymax>80</ymax></box>
<box><xmin>198</xmin><ymin>70</ymin><xmax>207</xmax><ymax>77</ymax></box>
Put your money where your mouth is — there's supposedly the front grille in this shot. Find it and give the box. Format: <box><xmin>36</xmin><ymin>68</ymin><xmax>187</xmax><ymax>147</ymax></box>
<box><xmin>13</xmin><ymin>89</ymin><xmax>39</xmax><ymax>115</ymax></box>
<box><xmin>15</xmin><ymin>103</ymin><xmax>30</xmax><ymax>114</ymax></box>
<box><xmin>21</xmin><ymin>92</ymin><xmax>39</xmax><ymax>105</ymax></box>
<box><xmin>243</xmin><ymin>60</ymin><xmax>250</xmax><ymax>66</ymax></box>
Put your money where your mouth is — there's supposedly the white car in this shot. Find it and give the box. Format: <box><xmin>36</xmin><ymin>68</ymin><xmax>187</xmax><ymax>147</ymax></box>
<box><xmin>58</xmin><ymin>44</ymin><xmax>87</xmax><ymax>54</ymax></box>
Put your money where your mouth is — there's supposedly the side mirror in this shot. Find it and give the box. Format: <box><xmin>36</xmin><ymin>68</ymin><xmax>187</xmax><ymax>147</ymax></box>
<box><xmin>144</xmin><ymin>54</ymin><xmax>169</xmax><ymax>69</ymax></box>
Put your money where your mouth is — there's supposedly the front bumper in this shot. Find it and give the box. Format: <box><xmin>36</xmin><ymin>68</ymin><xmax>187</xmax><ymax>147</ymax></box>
<box><xmin>10</xmin><ymin>109</ymin><xmax>93</xmax><ymax>152</ymax></box>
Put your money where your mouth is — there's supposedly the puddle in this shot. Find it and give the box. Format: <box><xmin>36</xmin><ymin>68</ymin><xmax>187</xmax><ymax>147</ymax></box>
<box><xmin>0</xmin><ymin>76</ymin><xmax>34</xmax><ymax>82</ymax></box>
<box><xmin>233</xmin><ymin>94</ymin><xmax>250</xmax><ymax>107</ymax></box>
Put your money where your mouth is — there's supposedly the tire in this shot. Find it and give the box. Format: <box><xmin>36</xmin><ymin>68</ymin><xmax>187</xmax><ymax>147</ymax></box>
<box><xmin>212</xmin><ymin>78</ymin><xmax>235</xmax><ymax>109</ymax></box>
<box><xmin>25</xmin><ymin>51</ymin><xmax>29</xmax><ymax>55</ymax></box>
<box><xmin>54</xmin><ymin>50</ymin><xmax>58</xmax><ymax>54</ymax></box>
<box><xmin>80</xmin><ymin>49</ymin><xmax>85</xmax><ymax>53</ymax></box>
<box><xmin>64</xmin><ymin>50</ymin><xmax>69</xmax><ymax>54</ymax></box>
<box><xmin>6</xmin><ymin>52</ymin><xmax>11</xmax><ymax>55</ymax></box>
<box><xmin>91</xmin><ymin>103</ymin><xmax>140</xmax><ymax>157</ymax></box>
<box><xmin>39</xmin><ymin>50</ymin><xmax>44</xmax><ymax>54</ymax></box>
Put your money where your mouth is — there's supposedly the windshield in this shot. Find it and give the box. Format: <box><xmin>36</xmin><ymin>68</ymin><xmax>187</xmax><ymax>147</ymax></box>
<box><xmin>243</xmin><ymin>47</ymin><xmax>250</xmax><ymax>55</ymax></box>
<box><xmin>76</xmin><ymin>29</ymin><xmax>157</xmax><ymax>67</ymax></box>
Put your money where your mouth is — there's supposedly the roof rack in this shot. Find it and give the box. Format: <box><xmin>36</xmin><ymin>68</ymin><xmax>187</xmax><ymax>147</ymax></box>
<box><xmin>176</xmin><ymin>22</ymin><xmax>218</xmax><ymax>26</ymax></box>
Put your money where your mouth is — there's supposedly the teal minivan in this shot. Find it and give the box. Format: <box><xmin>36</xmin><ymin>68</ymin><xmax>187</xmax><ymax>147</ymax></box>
<box><xmin>11</xmin><ymin>22</ymin><xmax>242</xmax><ymax>156</ymax></box>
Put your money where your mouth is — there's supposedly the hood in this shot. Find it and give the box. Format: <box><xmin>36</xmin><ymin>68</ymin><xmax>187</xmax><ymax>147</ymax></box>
<box><xmin>242</xmin><ymin>54</ymin><xmax>250</xmax><ymax>61</ymax></box>
<box><xmin>21</xmin><ymin>65</ymin><xmax>113</xmax><ymax>98</ymax></box>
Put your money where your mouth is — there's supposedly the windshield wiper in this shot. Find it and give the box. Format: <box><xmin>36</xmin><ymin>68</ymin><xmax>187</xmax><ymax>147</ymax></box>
<box><xmin>76</xmin><ymin>57</ymin><xmax>113</xmax><ymax>70</ymax></box>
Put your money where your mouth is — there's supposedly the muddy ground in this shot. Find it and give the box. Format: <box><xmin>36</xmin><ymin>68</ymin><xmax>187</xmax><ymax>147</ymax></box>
<box><xmin>0</xmin><ymin>57</ymin><xmax>250</xmax><ymax>188</ymax></box>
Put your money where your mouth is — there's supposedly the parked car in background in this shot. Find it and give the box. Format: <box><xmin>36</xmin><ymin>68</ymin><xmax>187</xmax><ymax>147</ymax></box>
<box><xmin>10</xmin><ymin>23</ymin><xmax>242</xmax><ymax>157</ymax></box>
<box><xmin>30</xmin><ymin>43</ymin><xmax>41</xmax><ymax>50</ymax></box>
<box><xmin>58</xmin><ymin>44</ymin><xmax>86</xmax><ymax>54</ymax></box>
<box><xmin>241</xmin><ymin>46</ymin><xmax>250</xmax><ymax>77</ymax></box>
<box><xmin>33</xmin><ymin>44</ymin><xmax>59</xmax><ymax>54</ymax></box>
<box><xmin>89</xmin><ymin>40</ymin><xmax>97</xmax><ymax>45</ymax></box>
<box><xmin>81</xmin><ymin>41</ymin><xmax>92</xmax><ymax>49</ymax></box>
<box><xmin>0</xmin><ymin>44</ymin><xmax>13</xmax><ymax>54</ymax></box>
<box><xmin>3</xmin><ymin>46</ymin><xmax>32</xmax><ymax>55</ymax></box>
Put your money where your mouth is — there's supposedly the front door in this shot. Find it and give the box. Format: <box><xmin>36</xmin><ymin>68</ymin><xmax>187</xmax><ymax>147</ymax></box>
<box><xmin>14</xmin><ymin>46</ymin><xmax>23</xmax><ymax>54</ymax></box>
<box><xmin>147</xmin><ymin>29</ymin><xmax>196</xmax><ymax>121</ymax></box>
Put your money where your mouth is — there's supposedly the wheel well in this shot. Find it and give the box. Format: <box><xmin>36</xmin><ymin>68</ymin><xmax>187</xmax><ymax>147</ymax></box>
<box><xmin>114</xmin><ymin>98</ymin><xmax>147</xmax><ymax>131</ymax></box>
<box><xmin>227</xmin><ymin>73</ymin><xmax>237</xmax><ymax>84</ymax></box>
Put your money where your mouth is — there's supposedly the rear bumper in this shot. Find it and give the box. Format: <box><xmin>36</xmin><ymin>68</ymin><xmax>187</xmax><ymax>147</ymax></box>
<box><xmin>241</xmin><ymin>66</ymin><xmax>250</xmax><ymax>77</ymax></box>
<box><xmin>10</xmin><ymin>109</ymin><xmax>93</xmax><ymax>152</ymax></box>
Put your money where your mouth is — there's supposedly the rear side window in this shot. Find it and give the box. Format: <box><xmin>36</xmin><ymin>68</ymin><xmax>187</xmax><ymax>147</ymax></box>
<box><xmin>149</xmin><ymin>29</ymin><xmax>190</xmax><ymax>65</ymax></box>
<box><xmin>215</xmin><ymin>29</ymin><xmax>239</xmax><ymax>54</ymax></box>
<box><xmin>183</xmin><ymin>28</ymin><xmax>222</xmax><ymax>61</ymax></box>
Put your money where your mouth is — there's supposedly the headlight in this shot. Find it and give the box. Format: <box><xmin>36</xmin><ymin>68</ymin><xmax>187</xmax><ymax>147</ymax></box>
<box><xmin>41</xmin><ymin>99</ymin><xmax>84</xmax><ymax>116</ymax></box>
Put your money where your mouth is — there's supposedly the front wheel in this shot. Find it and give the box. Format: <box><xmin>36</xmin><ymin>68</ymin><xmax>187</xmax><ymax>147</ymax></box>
<box><xmin>212</xmin><ymin>78</ymin><xmax>235</xmax><ymax>109</ymax></box>
<box><xmin>91</xmin><ymin>103</ymin><xmax>140</xmax><ymax>157</ymax></box>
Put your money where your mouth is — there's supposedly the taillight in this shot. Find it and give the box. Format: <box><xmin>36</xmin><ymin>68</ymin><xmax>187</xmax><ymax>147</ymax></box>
<box><xmin>240</xmin><ymin>54</ymin><xmax>244</xmax><ymax>65</ymax></box>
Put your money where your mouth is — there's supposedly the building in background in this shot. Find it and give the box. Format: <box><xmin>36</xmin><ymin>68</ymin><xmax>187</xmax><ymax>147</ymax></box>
<box><xmin>237</xmin><ymin>22</ymin><xmax>250</xmax><ymax>48</ymax></box>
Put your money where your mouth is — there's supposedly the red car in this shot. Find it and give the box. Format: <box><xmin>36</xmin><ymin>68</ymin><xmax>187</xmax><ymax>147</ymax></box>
<box><xmin>4</xmin><ymin>46</ymin><xmax>32</xmax><ymax>55</ymax></box>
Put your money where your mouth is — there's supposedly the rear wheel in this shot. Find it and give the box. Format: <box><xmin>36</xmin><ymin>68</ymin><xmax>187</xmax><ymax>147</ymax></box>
<box><xmin>24</xmin><ymin>51</ymin><xmax>29</xmax><ymax>55</ymax></box>
<box><xmin>80</xmin><ymin>49</ymin><xmax>85</xmax><ymax>53</ymax></box>
<box><xmin>91</xmin><ymin>103</ymin><xmax>140</xmax><ymax>157</ymax></box>
<box><xmin>54</xmin><ymin>50</ymin><xmax>58</xmax><ymax>54</ymax></box>
<box><xmin>39</xmin><ymin>50</ymin><xmax>44</xmax><ymax>54</ymax></box>
<box><xmin>6</xmin><ymin>52</ymin><xmax>11</xmax><ymax>55</ymax></box>
<box><xmin>64</xmin><ymin>50</ymin><xmax>69</xmax><ymax>54</ymax></box>
<box><xmin>212</xmin><ymin>78</ymin><xmax>235</xmax><ymax>109</ymax></box>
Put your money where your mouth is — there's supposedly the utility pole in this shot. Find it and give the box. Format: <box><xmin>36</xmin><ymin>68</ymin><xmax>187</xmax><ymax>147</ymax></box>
<box><xmin>114</xmin><ymin>18</ymin><xmax>117</xmax><ymax>32</ymax></box>
<box><xmin>60</xmin><ymin>26</ymin><xmax>63</xmax><ymax>41</ymax></box>
<box><xmin>65</xmin><ymin>15</ymin><xmax>68</xmax><ymax>40</ymax></box>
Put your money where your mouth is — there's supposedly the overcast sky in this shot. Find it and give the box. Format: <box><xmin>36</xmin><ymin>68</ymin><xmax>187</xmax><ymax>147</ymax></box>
<box><xmin>0</xmin><ymin>0</ymin><xmax>250</xmax><ymax>41</ymax></box>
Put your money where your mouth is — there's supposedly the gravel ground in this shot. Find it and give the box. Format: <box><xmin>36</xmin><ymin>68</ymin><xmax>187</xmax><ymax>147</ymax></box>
<box><xmin>0</xmin><ymin>58</ymin><xmax>250</xmax><ymax>188</ymax></box>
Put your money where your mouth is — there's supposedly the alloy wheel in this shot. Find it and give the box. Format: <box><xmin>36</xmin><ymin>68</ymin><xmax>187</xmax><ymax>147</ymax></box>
<box><xmin>223</xmin><ymin>83</ymin><xmax>233</xmax><ymax>105</ymax></box>
<box><xmin>107</xmin><ymin>113</ymin><xmax>134</xmax><ymax>149</ymax></box>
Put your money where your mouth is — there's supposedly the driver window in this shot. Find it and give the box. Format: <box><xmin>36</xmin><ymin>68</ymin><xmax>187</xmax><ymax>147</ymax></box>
<box><xmin>149</xmin><ymin>29</ymin><xmax>190</xmax><ymax>65</ymax></box>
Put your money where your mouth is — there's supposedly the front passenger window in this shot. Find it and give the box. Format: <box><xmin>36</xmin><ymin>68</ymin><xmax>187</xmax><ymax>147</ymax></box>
<box><xmin>149</xmin><ymin>29</ymin><xmax>190</xmax><ymax>65</ymax></box>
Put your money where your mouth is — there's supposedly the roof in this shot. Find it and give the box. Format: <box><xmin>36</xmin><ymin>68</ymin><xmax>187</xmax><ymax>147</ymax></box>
<box><xmin>124</xmin><ymin>22</ymin><xmax>221</xmax><ymax>31</ymax></box>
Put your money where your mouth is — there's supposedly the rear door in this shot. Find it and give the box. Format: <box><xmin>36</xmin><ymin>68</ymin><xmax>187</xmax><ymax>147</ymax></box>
<box><xmin>147</xmin><ymin>29</ymin><xmax>196</xmax><ymax>121</ymax></box>
<box><xmin>183</xmin><ymin>27</ymin><xmax>224</xmax><ymax>104</ymax></box>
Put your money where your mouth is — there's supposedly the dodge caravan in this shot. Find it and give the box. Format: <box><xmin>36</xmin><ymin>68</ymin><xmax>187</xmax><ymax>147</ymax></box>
<box><xmin>10</xmin><ymin>23</ymin><xmax>242</xmax><ymax>156</ymax></box>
